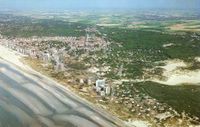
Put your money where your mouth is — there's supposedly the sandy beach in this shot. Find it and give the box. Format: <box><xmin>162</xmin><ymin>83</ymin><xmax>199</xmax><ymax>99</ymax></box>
<box><xmin>0</xmin><ymin>45</ymin><xmax>28</xmax><ymax>69</ymax></box>
<box><xmin>0</xmin><ymin>45</ymin><xmax>125</xmax><ymax>127</ymax></box>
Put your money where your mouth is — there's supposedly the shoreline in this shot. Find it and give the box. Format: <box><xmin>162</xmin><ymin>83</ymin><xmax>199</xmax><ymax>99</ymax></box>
<box><xmin>1</xmin><ymin>44</ymin><xmax>200</xmax><ymax>127</ymax></box>
<box><xmin>0</xmin><ymin>45</ymin><xmax>127</xmax><ymax>127</ymax></box>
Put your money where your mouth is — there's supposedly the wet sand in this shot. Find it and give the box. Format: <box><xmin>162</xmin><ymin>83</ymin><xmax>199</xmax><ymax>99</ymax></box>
<box><xmin>0</xmin><ymin>45</ymin><xmax>125</xmax><ymax>127</ymax></box>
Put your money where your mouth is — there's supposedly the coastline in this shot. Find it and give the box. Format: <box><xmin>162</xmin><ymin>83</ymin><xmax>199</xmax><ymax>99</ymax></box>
<box><xmin>1</xmin><ymin>44</ymin><xmax>200</xmax><ymax>127</ymax></box>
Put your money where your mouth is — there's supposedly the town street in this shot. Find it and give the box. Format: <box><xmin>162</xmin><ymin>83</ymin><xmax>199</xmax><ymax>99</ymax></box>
<box><xmin>0</xmin><ymin>57</ymin><xmax>125</xmax><ymax>127</ymax></box>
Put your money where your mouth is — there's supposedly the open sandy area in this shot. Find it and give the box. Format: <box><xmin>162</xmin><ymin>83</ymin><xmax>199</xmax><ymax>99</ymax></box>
<box><xmin>0</xmin><ymin>45</ymin><xmax>26</xmax><ymax>68</ymax></box>
<box><xmin>125</xmin><ymin>120</ymin><xmax>150</xmax><ymax>127</ymax></box>
<box><xmin>151</xmin><ymin>59</ymin><xmax>200</xmax><ymax>85</ymax></box>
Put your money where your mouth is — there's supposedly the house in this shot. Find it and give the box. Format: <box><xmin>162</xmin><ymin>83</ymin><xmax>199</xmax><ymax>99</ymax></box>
<box><xmin>79</xmin><ymin>78</ymin><xmax>84</xmax><ymax>84</ymax></box>
<box><xmin>42</xmin><ymin>52</ymin><xmax>51</xmax><ymax>62</ymax></box>
<box><xmin>29</xmin><ymin>49</ymin><xmax>38</xmax><ymax>58</ymax></box>
<box><xmin>55</xmin><ymin>62</ymin><xmax>65</xmax><ymax>72</ymax></box>
<box><xmin>105</xmin><ymin>86</ymin><xmax>111</xmax><ymax>95</ymax></box>
<box><xmin>155</xmin><ymin>112</ymin><xmax>173</xmax><ymax>122</ymax></box>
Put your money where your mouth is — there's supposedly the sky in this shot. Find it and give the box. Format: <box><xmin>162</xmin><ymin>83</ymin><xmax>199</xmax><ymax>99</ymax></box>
<box><xmin>0</xmin><ymin>0</ymin><xmax>199</xmax><ymax>11</ymax></box>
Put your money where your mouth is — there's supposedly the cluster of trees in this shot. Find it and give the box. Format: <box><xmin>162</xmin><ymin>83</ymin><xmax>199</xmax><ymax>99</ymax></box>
<box><xmin>96</xmin><ymin>27</ymin><xmax>200</xmax><ymax>79</ymax></box>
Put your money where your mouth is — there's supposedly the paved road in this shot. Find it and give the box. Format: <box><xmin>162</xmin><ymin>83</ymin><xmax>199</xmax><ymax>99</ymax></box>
<box><xmin>0</xmin><ymin>58</ymin><xmax>125</xmax><ymax>127</ymax></box>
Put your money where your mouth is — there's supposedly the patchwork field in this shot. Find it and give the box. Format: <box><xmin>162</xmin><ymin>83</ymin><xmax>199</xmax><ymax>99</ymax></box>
<box><xmin>168</xmin><ymin>20</ymin><xmax>200</xmax><ymax>32</ymax></box>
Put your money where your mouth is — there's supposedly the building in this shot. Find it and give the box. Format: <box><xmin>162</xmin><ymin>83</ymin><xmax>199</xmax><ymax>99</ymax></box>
<box><xmin>95</xmin><ymin>79</ymin><xmax>111</xmax><ymax>96</ymax></box>
<box><xmin>96</xmin><ymin>80</ymin><xmax>106</xmax><ymax>91</ymax></box>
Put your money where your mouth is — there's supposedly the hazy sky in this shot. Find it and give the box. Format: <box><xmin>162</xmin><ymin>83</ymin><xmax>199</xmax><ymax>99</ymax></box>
<box><xmin>0</xmin><ymin>0</ymin><xmax>199</xmax><ymax>10</ymax></box>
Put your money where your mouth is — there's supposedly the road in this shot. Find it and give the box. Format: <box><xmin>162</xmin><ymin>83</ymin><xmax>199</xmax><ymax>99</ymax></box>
<box><xmin>0</xmin><ymin>58</ymin><xmax>125</xmax><ymax>127</ymax></box>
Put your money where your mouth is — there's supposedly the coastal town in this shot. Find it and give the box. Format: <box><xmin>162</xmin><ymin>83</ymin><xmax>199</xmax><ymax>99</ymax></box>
<box><xmin>0</xmin><ymin>28</ymin><xmax>112</xmax><ymax>96</ymax></box>
<box><xmin>0</xmin><ymin>7</ymin><xmax>200</xmax><ymax>126</ymax></box>
<box><xmin>1</xmin><ymin>28</ymin><xmax>198</xmax><ymax>127</ymax></box>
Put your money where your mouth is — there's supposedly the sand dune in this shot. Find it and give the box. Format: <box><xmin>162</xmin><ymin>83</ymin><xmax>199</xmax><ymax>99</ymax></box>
<box><xmin>151</xmin><ymin>59</ymin><xmax>200</xmax><ymax>85</ymax></box>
